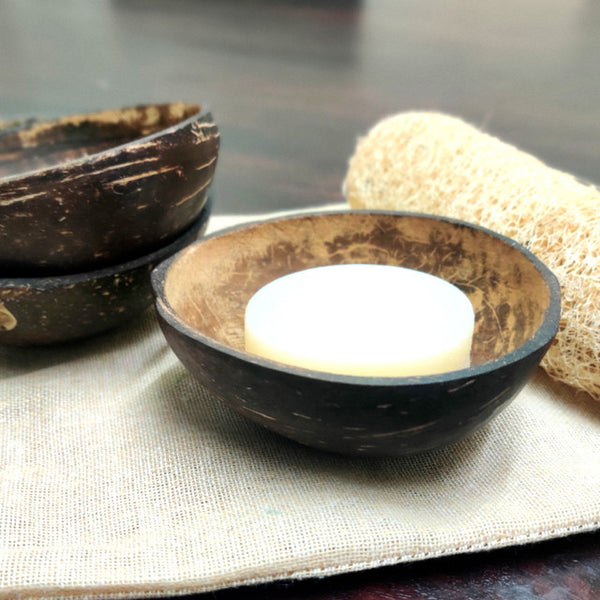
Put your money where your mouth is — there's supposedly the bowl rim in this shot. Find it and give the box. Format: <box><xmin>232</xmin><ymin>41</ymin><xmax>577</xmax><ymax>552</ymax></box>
<box><xmin>0</xmin><ymin>198</ymin><xmax>212</xmax><ymax>290</ymax></box>
<box><xmin>152</xmin><ymin>208</ymin><xmax>561</xmax><ymax>387</ymax></box>
<box><xmin>0</xmin><ymin>102</ymin><xmax>215</xmax><ymax>185</ymax></box>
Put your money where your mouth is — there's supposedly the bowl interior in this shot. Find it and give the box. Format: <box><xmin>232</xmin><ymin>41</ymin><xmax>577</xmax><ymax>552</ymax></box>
<box><xmin>161</xmin><ymin>211</ymin><xmax>554</xmax><ymax>370</ymax></box>
<box><xmin>0</xmin><ymin>102</ymin><xmax>202</xmax><ymax>179</ymax></box>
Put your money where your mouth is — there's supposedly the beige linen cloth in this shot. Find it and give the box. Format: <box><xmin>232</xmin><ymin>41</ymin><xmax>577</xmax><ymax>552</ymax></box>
<box><xmin>1</xmin><ymin>206</ymin><xmax>599</xmax><ymax>600</ymax></box>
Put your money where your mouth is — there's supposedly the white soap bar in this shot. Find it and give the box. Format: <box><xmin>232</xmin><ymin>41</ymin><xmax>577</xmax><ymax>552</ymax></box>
<box><xmin>244</xmin><ymin>264</ymin><xmax>475</xmax><ymax>377</ymax></box>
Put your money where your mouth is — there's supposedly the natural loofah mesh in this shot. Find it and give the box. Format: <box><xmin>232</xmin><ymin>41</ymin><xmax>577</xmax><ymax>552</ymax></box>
<box><xmin>344</xmin><ymin>112</ymin><xmax>600</xmax><ymax>400</ymax></box>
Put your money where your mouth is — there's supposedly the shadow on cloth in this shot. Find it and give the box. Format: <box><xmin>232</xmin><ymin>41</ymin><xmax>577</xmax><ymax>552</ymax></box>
<box><xmin>0</xmin><ymin>308</ymin><xmax>159</xmax><ymax>379</ymax></box>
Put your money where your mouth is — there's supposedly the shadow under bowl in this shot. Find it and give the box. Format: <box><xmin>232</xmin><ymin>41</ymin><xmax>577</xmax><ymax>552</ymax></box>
<box><xmin>0</xmin><ymin>102</ymin><xmax>219</xmax><ymax>275</ymax></box>
<box><xmin>0</xmin><ymin>199</ymin><xmax>212</xmax><ymax>346</ymax></box>
<box><xmin>152</xmin><ymin>210</ymin><xmax>561</xmax><ymax>456</ymax></box>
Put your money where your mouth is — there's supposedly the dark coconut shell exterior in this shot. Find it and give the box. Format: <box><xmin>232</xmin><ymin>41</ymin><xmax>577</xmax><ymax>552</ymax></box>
<box><xmin>0</xmin><ymin>102</ymin><xmax>219</xmax><ymax>275</ymax></box>
<box><xmin>0</xmin><ymin>200</ymin><xmax>211</xmax><ymax>346</ymax></box>
<box><xmin>152</xmin><ymin>210</ymin><xmax>561</xmax><ymax>457</ymax></box>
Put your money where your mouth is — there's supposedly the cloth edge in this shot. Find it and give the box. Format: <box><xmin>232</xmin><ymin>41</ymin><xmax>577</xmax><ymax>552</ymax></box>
<box><xmin>3</xmin><ymin>518</ymin><xmax>598</xmax><ymax>600</ymax></box>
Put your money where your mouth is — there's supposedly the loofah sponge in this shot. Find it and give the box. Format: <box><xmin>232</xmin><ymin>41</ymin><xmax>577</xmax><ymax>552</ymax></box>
<box><xmin>344</xmin><ymin>111</ymin><xmax>600</xmax><ymax>400</ymax></box>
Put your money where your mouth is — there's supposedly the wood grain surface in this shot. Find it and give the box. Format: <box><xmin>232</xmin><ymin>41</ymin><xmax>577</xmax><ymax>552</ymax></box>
<box><xmin>1</xmin><ymin>0</ymin><xmax>598</xmax><ymax>597</ymax></box>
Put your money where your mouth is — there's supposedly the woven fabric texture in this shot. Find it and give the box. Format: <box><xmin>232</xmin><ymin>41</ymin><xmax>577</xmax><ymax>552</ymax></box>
<box><xmin>1</xmin><ymin>211</ymin><xmax>599</xmax><ymax>600</ymax></box>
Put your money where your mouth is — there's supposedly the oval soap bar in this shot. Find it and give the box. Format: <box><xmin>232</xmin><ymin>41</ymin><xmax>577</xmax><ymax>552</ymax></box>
<box><xmin>244</xmin><ymin>264</ymin><xmax>474</xmax><ymax>377</ymax></box>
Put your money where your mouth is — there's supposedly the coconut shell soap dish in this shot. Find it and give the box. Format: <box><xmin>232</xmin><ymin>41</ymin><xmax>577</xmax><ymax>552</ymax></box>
<box><xmin>153</xmin><ymin>210</ymin><xmax>561</xmax><ymax>456</ymax></box>
<box><xmin>0</xmin><ymin>102</ymin><xmax>219</xmax><ymax>345</ymax></box>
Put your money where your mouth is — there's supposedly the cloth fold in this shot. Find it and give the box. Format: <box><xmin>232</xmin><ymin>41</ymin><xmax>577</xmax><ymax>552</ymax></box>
<box><xmin>1</xmin><ymin>208</ymin><xmax>599</xmax><ymax>600</ymax></box>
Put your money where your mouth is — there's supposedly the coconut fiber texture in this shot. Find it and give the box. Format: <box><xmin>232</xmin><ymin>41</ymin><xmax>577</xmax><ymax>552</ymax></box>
<box><xmin>344</xmin><ymin>112</ymin><xmax>600</xmax><ymax>401</ymax></box>
<box><xmin>0</xmin><ymin>209</ymin><xmax>599</xmax><ymax>600</ymax></box>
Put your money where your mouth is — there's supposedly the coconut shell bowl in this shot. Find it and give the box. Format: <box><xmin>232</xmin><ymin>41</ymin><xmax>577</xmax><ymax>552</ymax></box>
<box><xmin>152</xmin><ymin>211</ymin><xmax>561</xmax><ymax>457</ymax></box>
<box><xmin>0</xmin><ymin>102</ymin><xmax>219</xmax><ymax>275</ymax></box>
<box><xmin>0</xmin><ymin>199</ymin><xmax>211</xmax><ymax>346</ymax></box>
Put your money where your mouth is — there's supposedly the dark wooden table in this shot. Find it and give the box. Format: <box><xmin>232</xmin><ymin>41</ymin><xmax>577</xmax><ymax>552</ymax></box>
<box><xmin>2</xmin><ymin>1</ymin><xmax>599</xmax><ymax>598</ymax></box>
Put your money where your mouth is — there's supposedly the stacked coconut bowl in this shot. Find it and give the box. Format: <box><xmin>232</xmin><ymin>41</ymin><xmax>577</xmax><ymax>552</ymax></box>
<box><xmin>0</xmin><ymin>102</ymin><xmax>219</xmax><ymax>345</ymax></box>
